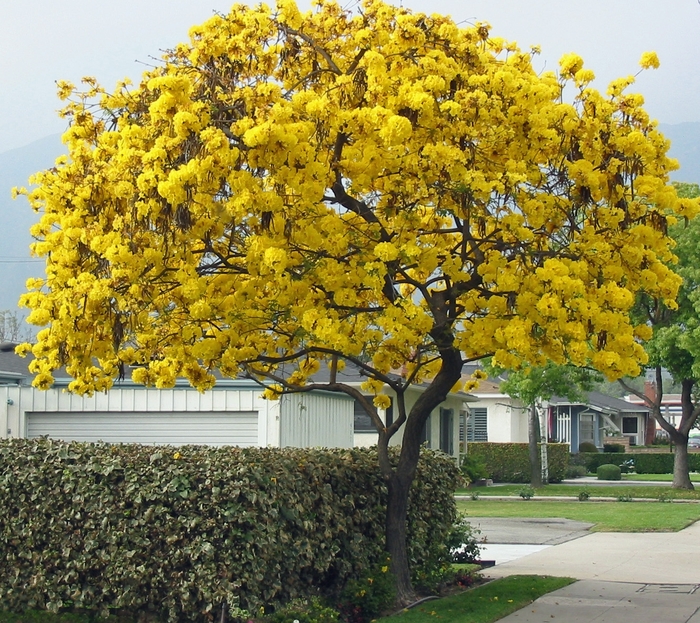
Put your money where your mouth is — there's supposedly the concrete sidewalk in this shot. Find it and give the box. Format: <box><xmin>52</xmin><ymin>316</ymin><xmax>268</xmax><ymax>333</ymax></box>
<box><xmin>486</xmin><ymin>520</ymin><xmax>700</xmax><ymax>584</ymax></box>
<box><xmin>480</xmin><ymin>518</ymin><xmax>700</xmax><ymax>621</ymax></box>
<box><xmin>495</xmin><ymin>580</ymin><xmax>700</xmax><ymax>623</ymax></box>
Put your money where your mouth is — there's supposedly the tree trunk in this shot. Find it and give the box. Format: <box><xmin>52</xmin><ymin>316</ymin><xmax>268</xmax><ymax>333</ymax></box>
<box><xmin>385</xmin><ymin>471</ymin><xmax>414</xmax><ymax>605</ymax></box>
<box><xmin>672</xmin><ymin>435</ymin><xmax>694</xmax><ymax>490</ymax></box>
<box><xmin>528</xmin><ymin>404</ymin><xmax>542</xmax><ymax>488</ymax></box>
<box><xmin>383</xmin><ymin>345</ymin><xmax>463</xmax><ymax>605</ymax></box>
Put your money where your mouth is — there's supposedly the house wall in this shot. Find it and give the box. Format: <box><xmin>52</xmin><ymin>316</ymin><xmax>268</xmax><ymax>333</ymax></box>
<box><xmin>280</xmin><ymin>391</ymin><xmax>354</xmax><ymax>448</ymax></box>
<box><xmin>1</xmin><ymin>383</ymin><xmax>282</xmax><ymax>447</ymax></box>
<box><xmin>353</xmin><ymin>389</ymin><xmax>465</xmax><ymax>461</ymax></box>
<box><xmin>465</xmin><ymin>395</ymin><xmax>528</xmax><ymax>444</ymax></box>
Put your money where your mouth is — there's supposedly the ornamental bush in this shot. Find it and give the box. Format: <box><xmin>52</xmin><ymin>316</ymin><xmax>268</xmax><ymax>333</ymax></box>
<box><xmin>0</xmin><ymin>439</ymin><xmax>458</xmax><ymax>622</ymax></box>
<box><xmin>582</xmin><ymin>452</ymin><xmax>628</xmax><ymax>473</ymax></box>
<box><xmin>633</xmin><ymin>453</ymin><xmax>674</xmax><ymax>474</ymax></box>
<box><xmin>465</xmin><ymin>443</ymin><xmax>569</xmax><ymax>483</ymax></box>
<box><xmin>597</xmin><ymin>464</ymin><xmax>622</xmax><ymax>480</ymax></box>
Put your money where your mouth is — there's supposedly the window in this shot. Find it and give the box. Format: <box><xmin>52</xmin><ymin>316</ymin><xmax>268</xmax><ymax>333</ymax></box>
<box><xmin>467</xmin><ymin>408</ymin><xmax>488</xmax><ymax>442</ymax></box>
<box><xmin>622</xmin><ymin>417</ymin><xmax>638</xmax><ymax>434</ymax></box>
<box><xmin>354</xmin><ymin>396</ymin><xmax>394</xmax><ymax>433</ymax></box>
<box><xmin>354</xmin><ymin>398</ymin><xmax>374</xmax><ymax>432</ymax></box>
<box><xmin>440</xmin><ymin>408</ymin><xmax>454</xmax><ymax>455</ymax></box>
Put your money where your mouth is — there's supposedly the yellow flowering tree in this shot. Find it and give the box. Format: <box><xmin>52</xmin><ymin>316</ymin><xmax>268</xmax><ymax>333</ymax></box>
<box><xmin>17</xmin><ymin>0</ymin><xmax>697</xmax><ymax>602</ymax></box>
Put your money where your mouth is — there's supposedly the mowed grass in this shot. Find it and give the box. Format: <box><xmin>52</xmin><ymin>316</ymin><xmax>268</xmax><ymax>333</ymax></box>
<box><xmin>457</xmin><ymin>483</ymin><xmax>700</xmax><ymax>499</ymax></box>
<box><xmin>456</xmin><ymin>499</ymin><xmax>700</xmax><ymax>532</ymax></box>
<box><xmin>376</xmin><ymin>575</ymin><xmax>573</xmax><ymax>623</ymax></box>
<box><xmin>622</xmin><ymin>472</ymin><xmax>700</xmax><ymax>482</ymax></box>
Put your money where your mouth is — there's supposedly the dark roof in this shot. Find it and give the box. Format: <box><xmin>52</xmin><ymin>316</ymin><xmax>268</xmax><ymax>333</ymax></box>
<box><xmin>0</xmin><ymin>342</ymin><xmax>31</xmax><ymax>379</ymax></box>
<box><xmin>549</xmin><ymin>391</ymin><xmax>649</xmax><ymax>414</ymax></box>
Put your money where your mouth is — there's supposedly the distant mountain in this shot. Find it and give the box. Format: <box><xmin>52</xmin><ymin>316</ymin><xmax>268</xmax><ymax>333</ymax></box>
<box><xmin>659</xmin><ymin>122</ymin><xmax>700</xmax><ymax>185</ymax></box>
<box><xmin>0</xmin><ymin>134</ymin><xmax>64</xmax><ymax>311</ymax></box>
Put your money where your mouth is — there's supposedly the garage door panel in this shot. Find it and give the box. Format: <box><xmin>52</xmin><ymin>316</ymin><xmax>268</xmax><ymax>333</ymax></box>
<box><xmin>26</xmin><ymin>411</ymin><xmax>258</xmax><ymax>446</ymax></box>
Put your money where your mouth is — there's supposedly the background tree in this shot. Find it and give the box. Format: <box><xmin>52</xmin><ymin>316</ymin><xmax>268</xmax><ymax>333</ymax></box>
<box><xmin>487</xmin><ymin>362</ymin><xmax>600</xmax><ymax>487</ymax></box>
<box><xmin>621</xmin><ymin>182</ymin><xmax>700</xmax><ymax>489</ymax></box>
<box><xmin>0</xmin><ymin>309</ymin><xmax>31</xmax><ymax>343</ymax></box>
<box><xmin>17</xmin><ymin>0</ymin><xmax>696</xmax><ymax>604</ymax></box>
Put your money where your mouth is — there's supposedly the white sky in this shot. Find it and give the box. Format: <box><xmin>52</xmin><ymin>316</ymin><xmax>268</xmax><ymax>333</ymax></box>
<box><xmin>2</xmin><ymin>0</ymin><xmax>699</xmax><ymax>152</ymax></box>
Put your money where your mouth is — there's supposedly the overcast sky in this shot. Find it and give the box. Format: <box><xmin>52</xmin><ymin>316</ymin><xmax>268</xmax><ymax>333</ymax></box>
<box><xmin>2</xmin><ymin>0</ymin><xmax>700</xmax><ymax>152</ymax></box>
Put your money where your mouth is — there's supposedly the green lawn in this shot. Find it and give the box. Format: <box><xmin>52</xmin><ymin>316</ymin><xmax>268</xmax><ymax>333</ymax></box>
<box><xmin>376</xmin><ymin>575</ymin><xmax>573</xmax><ymax>623</ymax></box>
<box><xmin>458</xmin><ymin>483</ymin><xmax>700</xmax><ymax>499</ymax></box>
<box><xmin>456</xmin><ymin>499</ymin><xmax>700</xmax><ymax>532</ymax></box>
<box><xmin>622</xmin><ymin>473</ymin><xmax>700</xmax><ymax>482</ymax></box>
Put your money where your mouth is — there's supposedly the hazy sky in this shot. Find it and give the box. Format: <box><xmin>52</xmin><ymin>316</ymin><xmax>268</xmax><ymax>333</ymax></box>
<box><xmin>2</xmin><ymin>0</ymin><xmax>700</xmax><ymax>152</ymax></box>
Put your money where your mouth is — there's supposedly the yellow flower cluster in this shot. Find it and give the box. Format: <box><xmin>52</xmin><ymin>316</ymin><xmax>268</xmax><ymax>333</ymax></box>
<box><xmin>15</xmin><ymin>0</ymin><xmax>696</xmax><ymax>393</ymax></box>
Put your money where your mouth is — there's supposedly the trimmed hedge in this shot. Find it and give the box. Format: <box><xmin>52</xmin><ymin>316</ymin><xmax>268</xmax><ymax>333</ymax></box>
<box><xmin>582</xmin><ymin>452</ymin><xmax>628</xmax><ymax>473</ymax></box>
<box><xmin>597</xmin><ymin>464</ymin><xmax>621</xmax><ymax>480</ymax></box>
<box><xmin>583</xmin><ymin>452</ymin><xmax>700</xmax><ymax>474</ymax></box>
<box><xmin>0</xmin><ymin>439</ymin><xmax>459</xmax><ymax>622</ymax></box>
<box><xmin>465</xmin><ymin>443</ymin><xmax>569</xmax><ymax>483</ymax></box>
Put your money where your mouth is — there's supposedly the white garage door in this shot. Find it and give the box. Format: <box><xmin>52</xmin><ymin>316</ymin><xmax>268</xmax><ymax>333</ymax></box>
<box><xmin>26</xmin><ymin>411</ymin><xmax>258</xmax><ymax>446</ymax></box>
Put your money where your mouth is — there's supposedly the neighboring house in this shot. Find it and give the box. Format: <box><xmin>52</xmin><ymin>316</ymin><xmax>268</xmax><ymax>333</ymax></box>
<box><xmin>547</xmin><ymin>392</ymin><xmax>650</xmax><ymax>450</ymax></box>
<box><xmin>625</xmin><ymin>381</ymin><xmax>682</xmax><ymax>443</ymax></box>
<box><xmin>461</xmin><ymin>364</ymin><xmax>650</xmax><ymax>452</ymax></box>
<box><xmin>0</xmin><ymin>343</ymin><xmax>468</xmax><ymax>460</ymax></box>
<box><xmin>459</xmin><ymin>376</ymin><xmax>528</xmax><ymax>446</ymax></box>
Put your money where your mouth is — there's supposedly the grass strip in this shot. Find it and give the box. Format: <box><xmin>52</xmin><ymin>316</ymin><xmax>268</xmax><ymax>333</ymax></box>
<box><xmin>376</xmin><ymin>575</ymin><xmax>573</xmax><ymax>623</ymax></box>
<box><xmin>622</xmin><ymin>473</ymin><xmax>700</xmax><ymax>482</ymax></box>
<box><xmin>456</xmin><ymin>499</ymin><xmax>700</xmax><ymax>531</ymax></box>
<box><xmin>457</xmin><ymin>484</ymin><xmax>700</xmax><ymax>499</ymax></box>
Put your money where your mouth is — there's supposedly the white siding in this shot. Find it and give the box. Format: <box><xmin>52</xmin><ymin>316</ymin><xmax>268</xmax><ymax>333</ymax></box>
<box><xmin>467</xmin><ymin>395</ymin><xmax>528</xmax><ymax>443</ymax></box>
<box><xmin>280</xmin><ymin>392</ymin><xmax>353</xmax><ymax>448</ymax></box>
<box><xmin>26</xmin><ymin>411</ymin><xmax>257</xmax><ymax>446</ymax></box>
<box><xmin>3</xmin><ymin>385</ymin><xmax>281</xmax><ymax>447</ymax></box>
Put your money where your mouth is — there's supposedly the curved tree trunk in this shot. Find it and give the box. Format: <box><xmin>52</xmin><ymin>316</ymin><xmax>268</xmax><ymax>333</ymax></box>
<box><xmin>528</xmin><ymin>404</ymin><xmax>543</xmax><ymax>488</ymax></box>
<box><xmin>383</xmin><ymin>346</ymin><xmax>463</xmax><ymax>605</ymax></box>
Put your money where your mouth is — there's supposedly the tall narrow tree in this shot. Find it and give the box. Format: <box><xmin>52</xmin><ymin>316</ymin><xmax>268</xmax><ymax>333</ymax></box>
<box><xmin>621</xmin><ymin>182</ymin><xmax>700</xmax><ymax>489</ymax></box>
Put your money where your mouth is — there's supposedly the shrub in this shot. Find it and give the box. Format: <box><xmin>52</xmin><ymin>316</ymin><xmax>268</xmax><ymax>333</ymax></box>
<box><xmin>466</xmin><ymin>443</ymin><xmax>569</xmax><ymax>483</ymax></box>
<box><xmin>634</xmin><ymin>453</ymin><xmax>674</xmax><ymax>474</ymax></box>
<box><xmin>265</xmin><ymin>597</ymin><xmax>340</xmax><ymax>623</ymax></box>
<box><xmin>460</xmin><ymin>454</ymin><xmax>489</xmax><ymax>484</ymax></box>
<box><xmin>578</xmin><ymin>442</ymin><xmax>598</xmax><ymax>453</ymax></box>
<box><xmin>597</xmin><ymin>464</ymin><xmax>622</xmax><ymax>480</ymax></box>
<box><xmin>582</xmin><ymin>452</ymin><xmax>628</xmax><ymax>473</ymax></box>
<box><xmin>337</xmin><ymin>558</ymin><xmax>395</xmax><ymax>623</ymax></box>
<box><xmin>446</xmin><ymin>515</ymin><xmax>482</xmax><ymax>564</ymax></box>
<box><xmin>603</xmin><ymin>443</ymin><xmax>625</xmax><ymax>453</ymax></box>
<box><xmin>568</xmin><ymin>452</ymin><xmax>588</xmax><ymax>467</ymax></box>
<box><xmin>0</xmin><ymin>439</ymin><xmax>458</xmax><ymax>622</ymax></box>
<box><xmin>565</xmin><ymin>465</ymin><xmax>587</xmax><ymax>479</ymax></box>
<box><xmin>518</xmin><ymin>486</ymin><xmax>535</xmax><ymax>499</ymax></box>
<box><xmin>578</xmin><ymin>490</ymin><xmax>591</xmax><ymax>501</ymax></box>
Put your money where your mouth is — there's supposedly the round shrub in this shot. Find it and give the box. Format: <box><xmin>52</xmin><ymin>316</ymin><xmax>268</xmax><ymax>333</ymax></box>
<box><xmin>597</xmin><ymin>463</ymin><xmax>622</xmax><ymax>480</ymax></box>
<box><xmin>578</xmin><ymin>442</ymin><xmax>598</xmax><ymax>453</ymax></box>
<box><xmin>566</xmin><ymin>465</ymin><xmax>587</xmax><ymax>479</ymax></box>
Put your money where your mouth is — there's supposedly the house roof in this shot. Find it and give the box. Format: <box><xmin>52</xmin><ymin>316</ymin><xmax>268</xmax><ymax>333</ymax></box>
<box><xmin>549</xmin><ymin>390</ymin><xmax>650</xmax><ymax>414</ymax></box>
<box><xmin>0</xmin><ymin>342</ymin><xmax>30</xmax><ymax>383</ymax></box>
<box><xmin>0</xmin><ymin>344</ymin><xmax>475</xmax><ymax>399</ymax></box>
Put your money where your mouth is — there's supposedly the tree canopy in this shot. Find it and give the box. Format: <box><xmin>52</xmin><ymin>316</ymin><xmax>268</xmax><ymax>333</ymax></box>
<box><xmin>18</xmin><ymin>0</ymin><xmax>695</xmax><ymax>397</ymax></box>
<box><xmin>15</xmin><ymin>0</ymin><xmax>699</xmax><ymax>600</ymax></box>
<box><xmin>624</xmin><ymin>182</ymin><xmax>700</xmax><ymax>488</ymax></box>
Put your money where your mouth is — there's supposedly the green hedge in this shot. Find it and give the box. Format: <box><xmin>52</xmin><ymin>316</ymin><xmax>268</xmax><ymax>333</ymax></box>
<box><xmin>0</xmin><ymin>439</ymin><xmax>459</xmax><ymax>622</ymax></box>
<box><xmin>583</xmin><ymin>452</ymin><xmax>700</xmax><ymax>474</ymax></box>
<box><xmin>582</xmin><ymin>452</ymin><xmax>628</xmax><ymax>472</ymax></box>
<box><xmin>465</xmin><ymin>443</ymin><xmax>569</xmax><ymax>483</ymax></box>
